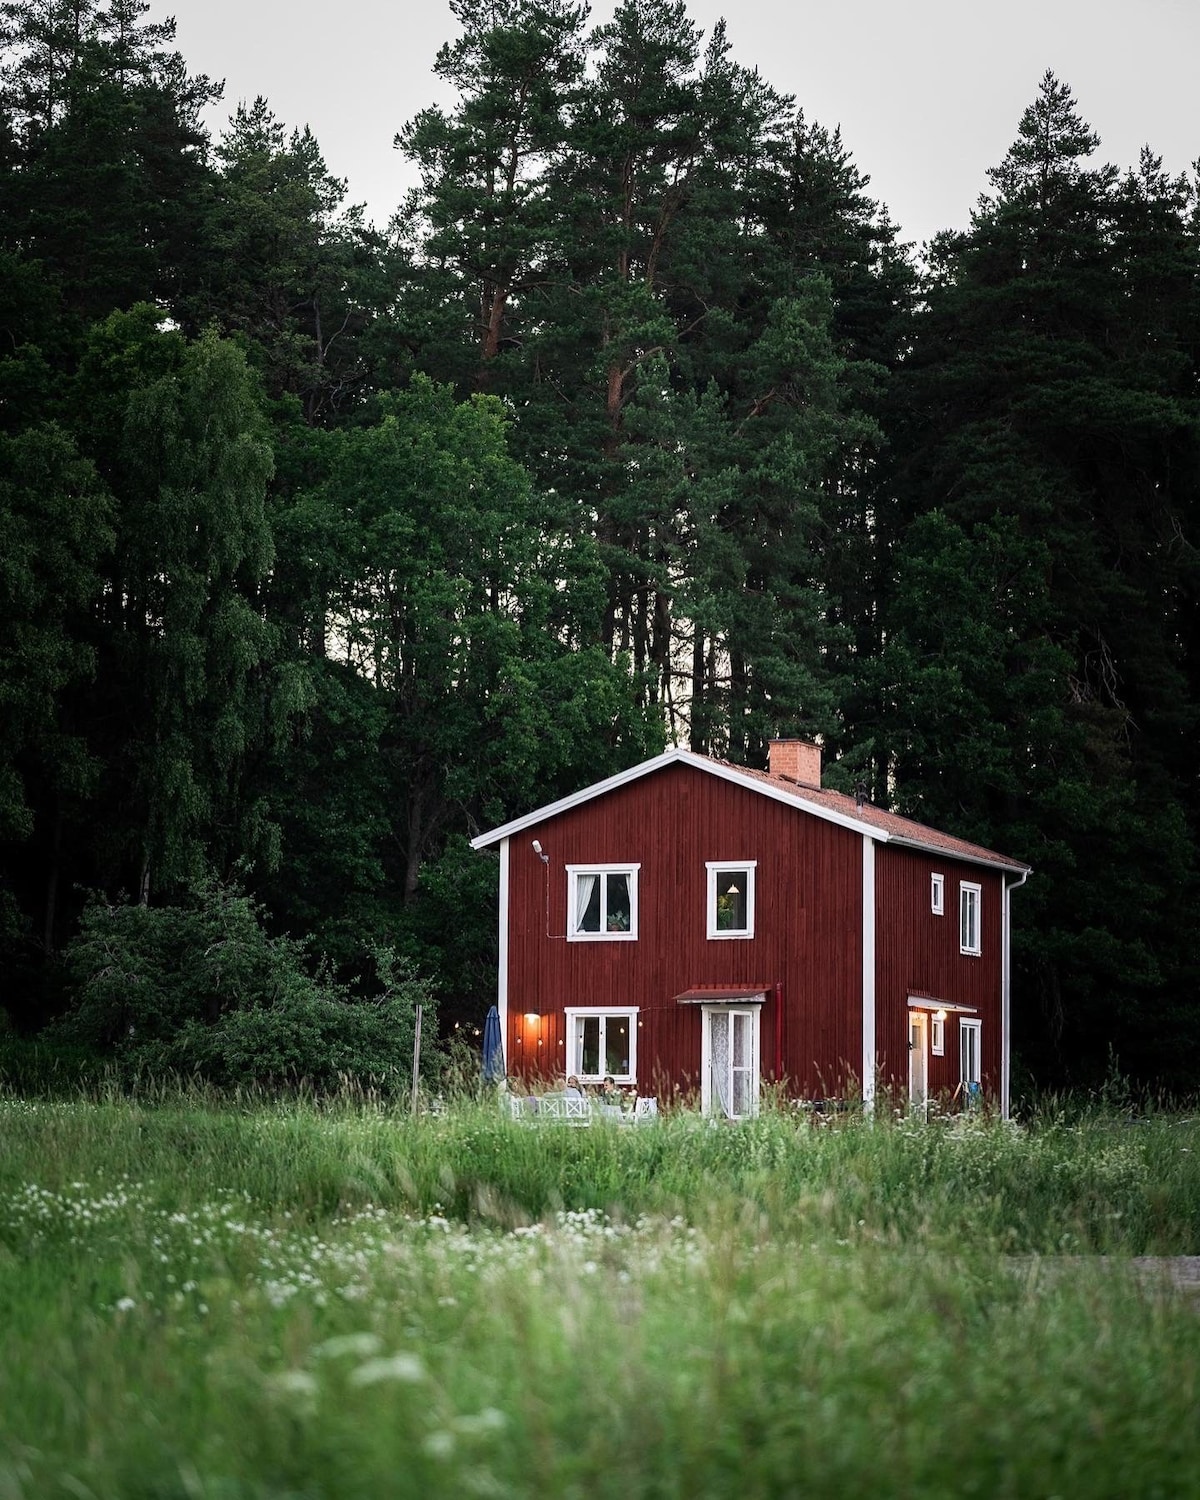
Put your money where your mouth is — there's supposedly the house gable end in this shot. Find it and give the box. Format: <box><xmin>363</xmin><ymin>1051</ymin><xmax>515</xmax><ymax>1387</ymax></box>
<box><xmin>472</xmin><ymin>748</ymin><xmax>1029</xmax><ymax>876</ymax></box>
<box><xmin>472</xmin><ymin>748</ymin><xmax>884</xmax><ymax>850</ymax></box>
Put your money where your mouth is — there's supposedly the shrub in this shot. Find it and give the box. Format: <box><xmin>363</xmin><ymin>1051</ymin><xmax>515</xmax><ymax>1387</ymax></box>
<box><xmin>52</xmin><ymin>881</ymin><xmax>435</xmax><ymax>1092</ymax></box>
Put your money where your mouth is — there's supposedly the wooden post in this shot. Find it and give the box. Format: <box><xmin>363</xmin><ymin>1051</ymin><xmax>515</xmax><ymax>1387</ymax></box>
<box><xmin>410</xmin><ymin>1003</ymin><xmax>423</xmax><ymax>1114</ymax></box>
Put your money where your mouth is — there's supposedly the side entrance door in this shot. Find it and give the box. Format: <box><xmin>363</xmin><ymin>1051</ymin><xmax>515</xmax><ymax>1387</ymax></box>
<box><xmin>701</xmin><ymin>1006</ymin><xmax>761</xmax><ymax>1119</ymax></box>
<box><xmin>908</xmin><ymin>1010</ymin><xmax>928</xmax><ymax>1106</ymax></box>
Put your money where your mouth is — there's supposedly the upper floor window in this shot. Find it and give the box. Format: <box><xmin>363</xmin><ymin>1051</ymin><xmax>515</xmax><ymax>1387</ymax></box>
<box><xmin>960</xmin><ymin>882</ymin><xmax>981</xmax><ymax>955</ymax></box>
<box><xmin>707</xmin><ymin>861</ymin><xmax>756</xmax><ymax>939</ymax></box>
<box><xmin>931</xmin><ymin>873</ymin><xmax>945</xmax><ymax>915</ymax></box>
<box><xmin>566</xmin><ymin>865</ymin><xmax>639</xmax><ymax>941</ymax></box>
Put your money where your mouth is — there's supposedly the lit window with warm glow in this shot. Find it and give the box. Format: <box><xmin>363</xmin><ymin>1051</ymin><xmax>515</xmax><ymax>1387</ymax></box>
<box><xmin>564</xmin><ymin>1007</ymin><xmax>638</xmax><ymax>1083</ymax></box>
<box><xmin>706</xmin><ymin>861</ymin><xmax>756</xmax><ymax>940</ymax></box>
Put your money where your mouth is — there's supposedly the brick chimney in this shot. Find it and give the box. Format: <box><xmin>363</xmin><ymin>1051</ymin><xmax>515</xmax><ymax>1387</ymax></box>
<box><xmin>768</xmin><ymin>738</ymin><xmax>822</xmax><ymax>787</ymax></box>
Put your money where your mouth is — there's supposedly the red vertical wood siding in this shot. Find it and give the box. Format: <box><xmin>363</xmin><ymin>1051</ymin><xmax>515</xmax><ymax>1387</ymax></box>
<box><xmin>873</xmin><ymin>845</ymin><xmax>1005</xmax><ymax>1101</ymax></box>
<box><xmin>505</xmin><ymin>762</ymin><xmax>863</xmax><ymax>1099</ymax></box>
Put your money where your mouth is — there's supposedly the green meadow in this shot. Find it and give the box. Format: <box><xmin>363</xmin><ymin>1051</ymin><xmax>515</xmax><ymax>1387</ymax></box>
<box><xmin>2</xmin><ymin>1094</ymin><xmax>1199</xmax><ymax>1499</ymax></box>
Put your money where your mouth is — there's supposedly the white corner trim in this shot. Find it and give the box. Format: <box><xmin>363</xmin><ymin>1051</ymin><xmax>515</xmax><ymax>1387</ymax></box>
<box><xmin>1000</xmin><ymin>869</ymin><xmax>1028</xmax><ymax>1120</ymax></box>
<box><xmin>1002</xmin><ymin>877</ymin><xmax>1010</xmax><ymax>1119</ymax></box>
<box><xmin>498</xmin><ymin>837</ymin><xmax>510</xmax><ymax>1064</ymax></box>
<box><xmin>861</xmin><ymin>836</ymin><xmax>876</xmax><ymax>1112</ymax></box>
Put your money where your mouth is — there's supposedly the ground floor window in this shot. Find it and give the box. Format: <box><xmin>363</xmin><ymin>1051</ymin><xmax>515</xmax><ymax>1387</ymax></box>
<box><xmin>960</xmin><ymin>1018</ymin><xmax>982</xmax><ymax>1093</ymax></box>
<box><xmin>701</xmin><ymin>1006</ymin><xmax>761</xmax><ymax>1119</ymax></box>
<box><xmin>564</xmin><ymin>1007</ymin><xmax>637</xmax><ymax>1083</ymax></box>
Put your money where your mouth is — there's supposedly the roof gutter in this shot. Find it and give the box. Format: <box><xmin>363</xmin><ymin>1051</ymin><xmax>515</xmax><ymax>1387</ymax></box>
<box><xmin>885</xmin><ymin>834</ymin><xmax>1032</xmax><ymax>878</ymax></box>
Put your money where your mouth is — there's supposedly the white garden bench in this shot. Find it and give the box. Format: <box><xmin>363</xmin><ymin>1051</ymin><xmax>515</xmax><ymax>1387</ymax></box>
<box><xmin>506</xmin><ymin>1093</ymin><xmax>658</xmax><ymax>1124</ymax></box>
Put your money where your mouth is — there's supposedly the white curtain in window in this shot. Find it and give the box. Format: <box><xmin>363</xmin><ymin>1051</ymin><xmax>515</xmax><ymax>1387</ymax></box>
<box><xmin>709</xmin><ymin>1011</ymin><xmax>732</xmax><ymax>1118</ymax></box>
<box><xmin>731</xmin><ymin>1012</ymin><xmax>752</xmax><ymax>1117</ymax></box>
<box><xmin>574</xmin><ymin>873</ymin><xmax>598</xmax><ymax>932</ymax></box>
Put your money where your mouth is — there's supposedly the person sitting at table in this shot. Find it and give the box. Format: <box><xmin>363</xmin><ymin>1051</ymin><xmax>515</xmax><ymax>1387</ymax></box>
<box><xmin>600</xmin><ymin>1075</ymin><xmax>621</xmax><ymax>1106</ymax></box>
<box><xmin>564</xmin><ymin>1076</ymin><xmax>583</xmax><ymax>1098</ymax></box>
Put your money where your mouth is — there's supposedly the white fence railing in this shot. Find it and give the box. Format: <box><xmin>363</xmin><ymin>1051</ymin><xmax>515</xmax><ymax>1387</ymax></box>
<box><xmin>506</xmin><ymin>1093</ymin><xmax>659</xmax><ymax>1125</ymax></box>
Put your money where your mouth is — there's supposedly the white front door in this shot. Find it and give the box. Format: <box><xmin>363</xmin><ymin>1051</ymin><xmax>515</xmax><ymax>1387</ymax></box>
<box><xmin>908</xmin><ymin>1010</ymin><xmax>928</xmax><ymax>1106</ymax></box>
<box><xmin>701</xmin><ymin>1006</ymin><xmax>761</xmax><ymax>1119</ymax></box>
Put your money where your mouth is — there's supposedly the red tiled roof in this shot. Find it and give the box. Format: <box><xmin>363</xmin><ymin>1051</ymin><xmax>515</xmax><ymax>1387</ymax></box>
<box><xmin>674</xmin><ymin>986</ymin><xmax>772</xmax><ymax>1004</ymax></box>
<box><xmin>716</xmin><ymin>759</ymin><xmax>1029</xmax><ymax>872</ymax></box>
<box><xmin>471</xmin><ymin>746</ymin><xmax>1030</xmax><ymax>873</ymax></box>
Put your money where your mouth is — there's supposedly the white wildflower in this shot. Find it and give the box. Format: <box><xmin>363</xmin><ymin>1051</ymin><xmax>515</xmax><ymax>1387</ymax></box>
<box><xmin>267</xmin><ymin>1370</ymin><xmax>318</xmax><ymax>1398</ymax></box>
<box><xmin>454</xmin><ymin>1408</ymin><xmax>507</xmax><ymax>1437</ymax></box>
<box><xmin>313</xmin><ymin>1332</ymin><xmax>383</xmax><ymax>1361</ymax></box>
<box><xmin>348</xmin><ymin>1352</ymin><xmax>426</xmax><ymax>1387</ymax></box>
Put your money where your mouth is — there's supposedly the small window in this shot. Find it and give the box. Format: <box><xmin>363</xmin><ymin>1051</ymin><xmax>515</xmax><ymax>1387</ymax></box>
<box><xmin>931</xmin><ymin>873</ymin><xmax>944</xmax><ymax>915</ymax></box>
<box><xmin>931</xmin><ymin>1016</ymin><xmax>945</xmax><ymax>1055</ymax></box>
<box><xmin>959</xmin><ymin>882</ymin><xmax>981</xmax><ymax>955</ymax></box>
<box><xmin>565</xmin><ymin>1007</ymin><xmax>638</xmax><ymax>1083</ymax></box>
<box><xmin>707</xmin><ymin>862</ymin><xmax>757</xmax><ymax>940</ymax></box>
<box><xmin>566</xmin><ymin>865</ymin><xmax>639</xmax><ymax>941</ymax></box>
<box><xmin>960</xmin><ymin>1018</ymin><xmax>982</xmax><ymax>1088</ymax></box>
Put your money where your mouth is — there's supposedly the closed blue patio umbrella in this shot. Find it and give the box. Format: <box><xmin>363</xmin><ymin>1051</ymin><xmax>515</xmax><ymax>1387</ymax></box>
<box><xmin>481</xmin><ymin>1005</ymin><xmax>505</xmax><ymax>1083</ymax></box>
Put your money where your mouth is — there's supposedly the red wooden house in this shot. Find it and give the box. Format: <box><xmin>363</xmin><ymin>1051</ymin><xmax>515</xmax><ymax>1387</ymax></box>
<box><xmin>470</xmin><ymin>741</ymin><xmax>1031</xmax><ymax>1116</ymax></box>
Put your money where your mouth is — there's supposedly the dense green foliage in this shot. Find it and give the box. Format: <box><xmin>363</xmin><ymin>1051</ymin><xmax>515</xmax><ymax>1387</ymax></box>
<box><xmin>1</xmin><ymin>0</ymin><xmax>1198</xmax><ymax>1087</ymax></box>
<box><xmin>48</xmin><ymin>882</ymin><xmax>434</xmax><ymax>1091</ymax></box>
<box><xmin>1</xmin><ymin>1098</ymin><xmax>1200</xmax><ymax>1496</ymax></box>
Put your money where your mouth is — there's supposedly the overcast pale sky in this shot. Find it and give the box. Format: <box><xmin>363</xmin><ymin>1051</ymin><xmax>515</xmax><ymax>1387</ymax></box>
<box><xmin>157</xmin><ymin>0</ymin><xmax>1199</xmax><ymax>251</ymax></box>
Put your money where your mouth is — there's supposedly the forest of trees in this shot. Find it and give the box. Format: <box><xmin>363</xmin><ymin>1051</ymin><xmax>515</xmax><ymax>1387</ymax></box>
<box><xmin>2</xmin><ymin>0</ymin><xmax>1197</xmax><ymax>1089</ymax></box>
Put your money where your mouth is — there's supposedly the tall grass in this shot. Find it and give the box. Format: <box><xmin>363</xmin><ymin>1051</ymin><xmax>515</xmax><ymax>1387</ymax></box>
<box><xmin>1</xmin><ymin>1094</ymin><xmax>1198</xmax><ymax>1498</ymax></box>
<box><xmin>2</xmin><ymin>1091</ymin><xmax>1198</xmax><ymax>1252</ymax></box>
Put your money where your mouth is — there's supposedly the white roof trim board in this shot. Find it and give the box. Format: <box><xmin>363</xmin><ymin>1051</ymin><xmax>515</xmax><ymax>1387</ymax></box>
<box><xmin>907</xmin><ymin>996</ymin><xmax>980</xmax><ymax>1015</ymax></box>
<box><xmin>470</xmin><ymin>747</ymin><xmax>1027</xmax><ymax>874</ymax></box>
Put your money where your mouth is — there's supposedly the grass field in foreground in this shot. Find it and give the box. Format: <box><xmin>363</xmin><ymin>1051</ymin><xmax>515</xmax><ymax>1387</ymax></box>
<box><xmin>1</xmin><ymin>1096</ymin><xmax>1198</xmax><ymax>1498</ymax></box>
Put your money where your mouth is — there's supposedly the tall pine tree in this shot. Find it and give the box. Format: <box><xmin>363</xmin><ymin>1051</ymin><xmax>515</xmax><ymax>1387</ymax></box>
<box><xmin>874</xmin><ymin>74</ymin><xmax>1200</xmax><ymax>1084</ymax></box>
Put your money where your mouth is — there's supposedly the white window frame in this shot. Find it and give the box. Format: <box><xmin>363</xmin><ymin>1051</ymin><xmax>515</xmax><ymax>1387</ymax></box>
<box><xmin>706</xmin><ymin>860</ymin><xmax>757</xmax><ymax>940</ymax></box>
<box><xmin>931</xmin><ymin>1016</ymin><xmax>945</xmax><ymax>1055</ymax></box>
<box><xmin>908</xmin><ymin>1009</ymin><xmax>928</xmax><ymax>1107</ymax></box>
<box><xmin>931</xmin><ymin>873</ymin><xmax>945</xmax><ymax>915</ymax></box>
<box><xmin>564</xmin><ymin>1007</ymin><xmax>638</xmax><ymax>1084</ymax></box>
<box><xmin>565</xmin><ymin>864</ymin><xmax>640</xmax><ymax>942</ymax></box>
<box><xmin>700</xmin><ymin>1005</ymin><xmax>761</xmax><ymax>1119</ymax></box>
<box><xmin>959</xmin><ymin>881</ymin><xmax>982</xmax><ymax>955</ymax></box>
<box><xmin>960</xmin><ymin>1018</ymin><xmax>982</xmax><ymax>1088</ymax></box>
